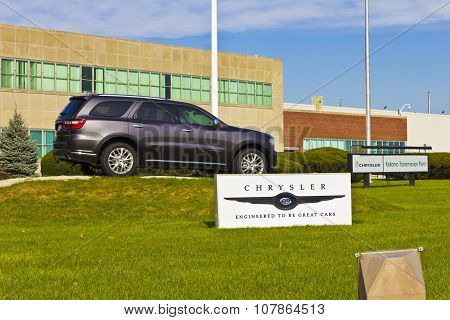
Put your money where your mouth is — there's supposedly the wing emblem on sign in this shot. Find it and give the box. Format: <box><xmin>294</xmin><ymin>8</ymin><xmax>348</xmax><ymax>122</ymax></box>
<box><xmin>224</xmin><ymin>192</ymin><xmax>345</xmax><ymax>210</ymax></box>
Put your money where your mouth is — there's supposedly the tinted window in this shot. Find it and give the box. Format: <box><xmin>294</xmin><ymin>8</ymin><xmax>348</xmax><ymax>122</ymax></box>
<box><xmin>134</xmin><ymin>102</ymin><xmax>175</xmax><ymax>123</ymax></box>
<box><xmin>90</xmin><ymin>101</ymin><xmax>133</xmax><ymax>118</ymax></box>
<box><xmin>60</xmin><ymin>99</ymin><xmax>85</xmax><ymax>116</ymax></box>
<box><xmin>172</xmin><ymin>104</ymin><xmax>214</xmax><ymax>126</ymax></box>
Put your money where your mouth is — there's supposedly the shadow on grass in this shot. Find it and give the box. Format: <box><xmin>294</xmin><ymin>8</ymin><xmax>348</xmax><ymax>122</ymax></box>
<box><xmin>204</xmin><ymin>221</ymin><xmax>216</xmax><ymax>228</ymax></box>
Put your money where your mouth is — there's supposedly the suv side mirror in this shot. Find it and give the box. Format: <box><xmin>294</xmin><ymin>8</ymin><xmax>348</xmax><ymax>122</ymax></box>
<box><xmin>212</xmin><ymin>118</ymin><xmax>221</xmax><ymax>128</ymax></box>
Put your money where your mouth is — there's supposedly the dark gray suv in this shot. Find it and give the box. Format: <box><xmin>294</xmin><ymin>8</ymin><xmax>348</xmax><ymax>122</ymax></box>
<box><xmin>54</xmin><ymin>95</ymin><xmax>277</xmax><ymax>176</ymax></box>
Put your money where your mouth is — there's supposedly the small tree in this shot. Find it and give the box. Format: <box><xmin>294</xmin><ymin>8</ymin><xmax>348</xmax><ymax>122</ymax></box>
<box><xmin>0</xmin><ymin>110</ymin><xmax>38</xmax><ymax>177</ymax></box>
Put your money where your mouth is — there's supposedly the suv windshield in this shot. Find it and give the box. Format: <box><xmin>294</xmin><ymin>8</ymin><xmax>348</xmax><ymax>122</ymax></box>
<box><xmin>60</xmin><ymin>99</ymin><xmax>85</xmax><ymax>116</ymax></box>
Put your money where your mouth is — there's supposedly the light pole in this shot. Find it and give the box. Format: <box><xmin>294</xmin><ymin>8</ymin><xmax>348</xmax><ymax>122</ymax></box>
<box><xmin>427</xmin><ymin>91</ymin><xmax>431</xmax><ymax>114</ymax></box>
<box><xmin>365</xmin><ymin>0</ymin><xmax>371</xmax><ymax>154</ymax></box>
<box><xmin>211</xmin><ymin>0</ymin><xmax>219</xmax><ymax>117</ymax></box>
<box><xmin>398</xmin><ymin>103</ymin><xmax>412</xmax><ymax>116</ymax></box>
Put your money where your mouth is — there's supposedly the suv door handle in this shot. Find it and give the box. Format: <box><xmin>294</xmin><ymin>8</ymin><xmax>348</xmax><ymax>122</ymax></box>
<box><xmin>181</xmin><ymin>129</ymin><xmax>192</xmax><ymax>133</ymax></box>
<box><xmin>133</xmin><ymin>124</ymin><xmax>143</xmax><ymax>128</ymax></box>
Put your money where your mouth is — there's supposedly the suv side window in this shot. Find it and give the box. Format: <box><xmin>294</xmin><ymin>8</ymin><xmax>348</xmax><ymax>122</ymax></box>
<box><xmin>168</xmin><ymin>103</ymin><xmax>214</xmax><ymax>126</ymax></box>
<box><xmin>134</xmin><ymin>102</ymin><xmax>176</xmax><ymax>123</ymax></box>
<box><xmin>90</xmin><ymin>101</ymin><xmax>133</xmax><ymax>118</ymax></box>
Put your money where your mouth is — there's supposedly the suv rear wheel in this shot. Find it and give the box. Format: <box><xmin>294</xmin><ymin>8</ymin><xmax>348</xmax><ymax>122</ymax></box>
<box><xmin>100</xmin><ymin>143</ymin><xmax>137</xmax><ymax>176</ymax></box>
<box><xmin>233</xmin><ymin>148</ymin><xmax>267</xmax><ymax>174</ymax></box>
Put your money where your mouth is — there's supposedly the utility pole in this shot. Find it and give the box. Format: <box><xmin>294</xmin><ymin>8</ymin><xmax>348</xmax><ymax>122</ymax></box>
<box><xmin>211</xmin><ymin>0</ymin><xmax>219</xmax><ymax>117</ymax></box>
<box><xmin>427</xmin><ymin>91</ymin><xmax>431</xmax><ymax>114</ymax></box>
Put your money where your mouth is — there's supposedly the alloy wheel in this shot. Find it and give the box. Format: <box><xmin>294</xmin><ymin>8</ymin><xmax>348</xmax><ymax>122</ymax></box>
<box><xmin>241</xmin><ymin>152</ymin><xmax>265</xmax><ymax>174</ymax></box>
<box><xmin>107</xmin><ymin>147</ymin><xmax>134</xmax><ymax>175</ymax></box>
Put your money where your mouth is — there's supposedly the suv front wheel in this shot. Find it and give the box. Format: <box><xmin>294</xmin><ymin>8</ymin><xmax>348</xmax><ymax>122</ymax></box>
<box><xmin>100</xmin><ymin>142</ymin><xmax>137</xmax><ymax>177</ymax></box>
<box><xmin>233</xmin><ymin>148</ymin><xmax>267</xmax><ymax>174</ymax></box>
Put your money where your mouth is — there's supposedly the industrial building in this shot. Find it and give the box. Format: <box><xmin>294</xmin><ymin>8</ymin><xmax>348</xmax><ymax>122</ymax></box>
<box><xmin>284</xmin><ymin>103</ymin><xmax>450</xmax><ymax>153</ymax></box>
<box><xmin>0</xmin><ymin>24</ymin><xmax>284</xmax><ymax>156</ymax></box>
<box><xmin>1</xmin><ymin>23</ymin><xmax>449</xmax><ymax>159</ymax></box>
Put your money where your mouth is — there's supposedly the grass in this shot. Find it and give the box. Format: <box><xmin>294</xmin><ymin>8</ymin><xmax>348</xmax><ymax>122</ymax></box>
<box><xmin>0</xmin><ymin>177</ymin><xmax>448</xmax><ymax>300</ymax></box>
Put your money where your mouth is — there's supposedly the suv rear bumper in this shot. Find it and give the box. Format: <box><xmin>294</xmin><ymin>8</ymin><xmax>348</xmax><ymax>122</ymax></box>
<box><xmin>53</xmin><ymin>149</ymin><xmax>98</xmax><ymax>166</ymax></box>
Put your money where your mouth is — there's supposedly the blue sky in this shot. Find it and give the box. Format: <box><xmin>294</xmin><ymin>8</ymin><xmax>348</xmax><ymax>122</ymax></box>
<box><xmin>1</xmin><ymin>0</ymin><xmax>449</xmax><ymax>114</ymax></box>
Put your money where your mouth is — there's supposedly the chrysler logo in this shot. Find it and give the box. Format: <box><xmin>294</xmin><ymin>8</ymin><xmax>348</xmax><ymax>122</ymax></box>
<box><xmin>225</xmin><ymin>192</ymin><xmax>345</xmax><ymax>211</ymax></box>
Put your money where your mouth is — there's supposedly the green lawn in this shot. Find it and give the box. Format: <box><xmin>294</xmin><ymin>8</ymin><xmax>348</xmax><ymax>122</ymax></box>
<box><xmin>0</xmin><ymin>178</ymin><xmax>448</xmax><ymax>300</ymax></box>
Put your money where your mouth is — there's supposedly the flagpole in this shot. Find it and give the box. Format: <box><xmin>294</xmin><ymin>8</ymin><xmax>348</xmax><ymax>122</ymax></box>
<box><xmin>211</xmin><ymin>0</ymin><xmax>219</xmax><ymax>117</ymax></box>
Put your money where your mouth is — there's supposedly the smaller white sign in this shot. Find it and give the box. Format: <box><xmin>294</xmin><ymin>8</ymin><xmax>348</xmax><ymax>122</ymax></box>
<box><xmin>350</xmin><ymin>155</ymin><xmax>428</xmax><ymax>173</ymax></box>
<box><xmin>352</xmin><ymin>155</ymin><xmax>384</xmax><ymax>173</ymax></box>
<box><xmin>215</xmin><ymin>174</ymin><xmax>352</xmax><ymax>229</ymax></box>
<box><xmin>383</xmin><ymin>155</ymin><xmax>428</xmax><ymax>173</ymax></box>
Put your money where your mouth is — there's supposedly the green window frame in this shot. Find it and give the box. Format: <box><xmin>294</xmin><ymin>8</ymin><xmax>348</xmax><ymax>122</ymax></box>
<box><xmin>42</xmin><ymin>63</ymin><xmax>55</xmax><ymax>91</ymax></box>
<box><xmin>238</xmin><ymin>81</ymin><xmax>247</xmax><ymax>105</ymax></box>
<box><xmin>94</xmin><ymin>68</ymin><xmax>104</xmax><ymax>94</ymax></box>
<box><xmin>15</xmin><ymin>60</ymin><xmax>28</xmax><ymax>89</ymax></box>
<box><xmin>1</xmin><ymin>59</ymin><xmax>14</xmax><ymax>88</ymax></box>
<box><xmin>229</xmin><ymin>80</ymin><xmax>238</xmax><ymax>104</ymax></box>
<box><xmin>30</xmin><ymin>61</ymin><xmax>42</xmax><ymax>90</ymax></box>
<box><xmin>139</xmin><ymin>72</ymin><xmax>150</xmax><ymax>96</ymax></box>
<box><xmin>150</xmin><ymin>73</ymin><xmax>161</xmax><ymax>98</ymax></box>
<box><xmin>55</xmin><ymin>64</ymin><xmax>68</xmax><ymax>92</ymax></box>
<box><xmin>105</xmin><ymin>68</ymin><xmax>116</xmax><ymax>94</ymax></box>
<box><xmin>129</xmin><ymin>70</ymin><xmax>139</xmax><ymax>96</ymax></box>
<box><xmin>201</xmin><ymin>78</ymin><xmax>210</xmax><ymax>103</ymax></box>
<box><xmin>181</xmin><ymin>76</ymin><xmax>191</xmax><ymax>101</ymax></box>
<box><xmin>191</xmin><ymin>77</ymin><xmax>201</xmax><ymax>101</ymax></box>
<box><xmin>69</xmin><ymin>65</ymin><xmax>80</xmax><ymax>93</ymax></box>
<box><xmin>171</xmin><ymin>74</ymin><xmax>181</xmax><ymax>100</ymax></box>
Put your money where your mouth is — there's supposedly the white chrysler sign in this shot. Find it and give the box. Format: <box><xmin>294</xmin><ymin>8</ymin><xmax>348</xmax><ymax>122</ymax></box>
<box><xmin>215</xmin><ymin>173</ymin><xmax>352</xmax><ymax>229</ymax></box>
<box><xmin>350</xmin><ymin>155</ymin><xmax>428</xmax><ymax>173</ymax></box>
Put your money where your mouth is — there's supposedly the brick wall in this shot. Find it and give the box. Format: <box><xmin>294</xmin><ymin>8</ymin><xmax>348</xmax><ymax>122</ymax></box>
<box><xmin>284</xmin><ymin>111</ymin><xmax>407</xmax><ymax>149</ymax></box>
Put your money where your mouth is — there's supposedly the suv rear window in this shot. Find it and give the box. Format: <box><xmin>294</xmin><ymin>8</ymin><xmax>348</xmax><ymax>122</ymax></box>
<box><xmin>90</xmin><ymin>101</ymin><xmax>133</xmax><ymax>118</ymax></box>
<box><xmin>60</xmin><ymin>99</ymin><xmax>85</xmax><ymax>116</ymax></box>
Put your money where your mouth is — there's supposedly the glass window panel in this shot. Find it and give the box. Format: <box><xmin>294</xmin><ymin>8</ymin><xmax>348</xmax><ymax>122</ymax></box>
<box><xmin>256</xmin><ymin>83</ymin><xmax>263</xmax><ymax>95</ymax></box>
<box><xmin>140</xmin><ymin>85</ymin><xmax>149</xmax><ymax>96</ymax></box>
<box><xmin>140</xmin><ymin>72</ymin><xmax>150</xmax><ymax>86</ymax></box>
<box><xmin>82</xmin><ymin>80</ymin><xmax>92</xmax><ymax>93</ymax></box>
<box><xmin>42</xmin><ymin>78</ymin><xmax>55</xmax><ymax>91</ymax></box>
<box><xmin>150</xmin><ymin>73</ymin><xmax>160</xmax><ymax>86</ymax></box>
<box><xmin>129</xmin><ymin>85</ymin><xmax>138</xmax><ymax>96</ymax></box>
<box><xmin>94</xmin><ymin>82</ymin><xmax>104</xmax><ymax>94</ymax></box>
<box><xmin>30</xmin><ymin>62</ymin><xmax>42</xmax><ymax>77</ymax></box>
<box><xmin>117</xmin><ymin>70</ymin><xmax>127</xmax><ymax>84</ymax></box>
<box><xmin>105</xmin><ymin>82</ymin><xmax>116</xmax><ymax>94</ymax></box>
<box><xmin>345</xmin><ymin>140</ymin><xmax>352</xmax><ymax>151</ymax></box>
<box><xmin>182</xmin><ymin>89</ymin><xmax>190</xmax><ymax>101</ymax></box>
<box><xmin>182</xmin><ymin>76</ymin><xmax>191</xmax><ymax>89</ymax></box>
<box><xmin>16</xmin><ymin>60</ymin><xmax>28</xmax><ymax>89</ymax></box>
<box><xmin>81</xmin><ymin>66</ymin><xmax>92</xmax><ymax>80</ymax></box>
<box><xmin>44</xmin><ymin>131</ymin><xmax>55</xmax><ymax>144</ymax></box>
<box><xmin>1</xmin><ymin>59</ymin><xmax>13</xmax><ymax>88</ymax></box>
<box><xmin>56</xmin><ymin>79</ymin><xmax>68</xmax><ymax>92</ymax></box>
<box><xmin>172</xmin><ymin>75</ymin><xmax>181</xmax><ymax>88</ymax></box>
<box><xmin>172</xmin><ymin>88</ymin><xmax>181</xmax><ymax>100</ymax></box>
<box><xmin>247</xmin><ymin>82</ymin><xmax>255</xmax><ymax>94</ymax></box>
<box><xmin>201</xmin><ymin>78</ymin><xmax>210</xmax><ymax>91</ymax></box>
<box><xmin>117</xmin><ymin>83</ymin><xmax>127</xmax><ymax>94</ymax></box>
<box><xmin>56</xmin><ymin>64</ymin><xmax>68</xmax><ymax>79</ymax></box>
<box><xmin>256</xmin><ymin>95</ymin><xmax>263</xmax><ymax>106</ymax></box>
<box><xmin>129</xmin><ymin>71</ymin><xmax>138</xmax><ymax>85</ymax></box>
<box><xmin>70</xmin><ymin>80</ymin><xmax>80</xmax><ymax>93</ymax></box>
<box><xmin>105</xmin><ymin>69</ymin><xmax>116</xmax><ymax>83</ymax></box>
<box><xmin>229</xmin><ymin>80</ymin><xmax>238</xmax><ymax>93</ymax></box>
<box><xmin>31</xmin><ymin>77</ymin><xmax>42</xmax><ymax>90</ymax></box>
<box><xmin>191</xmin><ymin>77</ymin><xmax>200</xmax><ymax>90</ymax></box>
<box><xmin>150</xmin><ymin>86</ymin><xmax>160</xmax><ymax>98</ymax></box>
<box><xmin>94</xmin><ymin>68</ymin><xmax>104</xmax><ymax>81</ymax></box>
<box><xmin>69</xmin><ymin>65</ymin><xmax>80</xmax><ymax>80</ymax></box>
<box><xmin>42</xmin><ymin>63</ymin><xmax>55</xmax><ymax>78</ymax></box>
<box><xmin>191</xmin><ymin>90</ymin><xmax>201</xmax><ymax>101</ymax></box>
<box><xmin>201</xmin><ymin>91</ymin><xmax>210</xmax><ymax>103</ymax></box>
<box><xmin>263</xmin><ymin>96</ymin><xmax>272</xmax><ymax>106</ymax></box>
<box><xmin>264</xmin><ymin>84</ymin><xmax>272</xmax><ymax>96</ymax></box>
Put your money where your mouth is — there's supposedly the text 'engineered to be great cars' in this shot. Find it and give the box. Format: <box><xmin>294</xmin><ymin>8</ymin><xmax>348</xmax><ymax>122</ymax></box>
<box><xmin>54</xmin><ymin>95</ymin><xmax>277</xmax><ymax>176</ymax></box>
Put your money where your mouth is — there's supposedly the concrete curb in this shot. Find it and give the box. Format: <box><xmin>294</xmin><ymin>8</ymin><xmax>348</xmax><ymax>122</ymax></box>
<box><xmin>0</xmin><ymin>176</ymin><xmax>92</xmax><ymax>188</ymax></box>
<box><xmin>140</xmin><ymin>176</ymin><xmax>204</xmax><ymax>180</ymax></box>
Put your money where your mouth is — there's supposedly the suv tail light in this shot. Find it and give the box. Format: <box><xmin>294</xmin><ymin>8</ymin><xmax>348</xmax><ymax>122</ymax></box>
<box><xmin>62</xmin><ymin>118</ymin><xmax>87</xmax><ymax>130</ymax></box>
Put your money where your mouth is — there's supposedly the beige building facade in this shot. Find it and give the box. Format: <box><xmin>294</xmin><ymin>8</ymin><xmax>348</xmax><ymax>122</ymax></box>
<box><xmin>0</xmin><ymin>24</ymin><xmax>284</xmax><ymax>156</ymax></box>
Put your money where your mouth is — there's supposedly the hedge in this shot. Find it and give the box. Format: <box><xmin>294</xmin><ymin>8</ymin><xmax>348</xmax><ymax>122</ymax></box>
<box><xmin>40</xmin><ymin>148</ymin><xmax>450</xmax><ymax>180</ymax></box>
<box><xmin>40</xmin><ymin>152</ymin><xmax>84</xmax><ymax>176</ymax></box>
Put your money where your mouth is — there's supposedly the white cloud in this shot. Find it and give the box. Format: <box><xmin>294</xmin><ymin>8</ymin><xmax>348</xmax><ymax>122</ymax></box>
<box><xmin>0</xmin><ymin>0</ymin><xmax>449</xmax><ymax>38</ymax></box>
